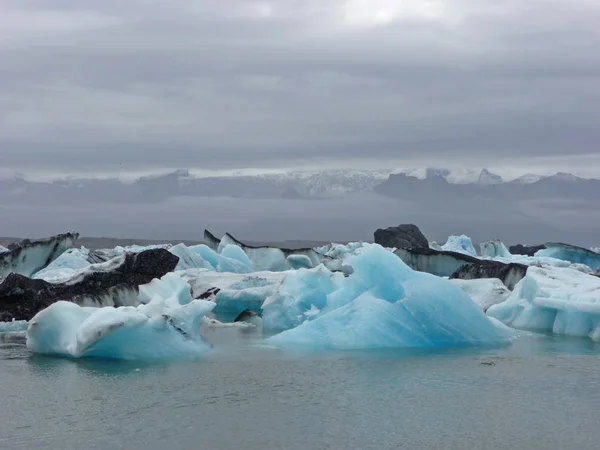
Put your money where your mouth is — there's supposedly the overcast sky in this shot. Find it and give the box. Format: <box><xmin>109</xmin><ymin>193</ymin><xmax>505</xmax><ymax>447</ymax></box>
<box><xmin>2</xmin><ymin>0</ymin><xmax>600</xmax><ymax>179</ymax></box>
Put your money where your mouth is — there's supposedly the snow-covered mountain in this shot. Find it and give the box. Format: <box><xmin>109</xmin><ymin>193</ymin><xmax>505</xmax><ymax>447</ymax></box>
<box><xmin>1</xmin><ymin>168</ymin><xmax>598</xmax><ymax>205</ymax></box>
<box><xmin>392</xmin><ymin>168</ymin><xmax>507</xmax><ymax>185</ymax></box>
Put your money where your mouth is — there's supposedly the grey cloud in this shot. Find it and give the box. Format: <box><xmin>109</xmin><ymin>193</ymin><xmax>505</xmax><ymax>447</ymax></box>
<box><xmin>1</xmin><ymin>0</ymin><xmax>600</xmax><ymax>175</ymax></box>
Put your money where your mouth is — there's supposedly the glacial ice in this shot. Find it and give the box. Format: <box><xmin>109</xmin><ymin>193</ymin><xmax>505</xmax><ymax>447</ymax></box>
<box><xmin>487</xmin><ymin>266</ymin><xmax>600</xmax><ymax>340</ymax></box>
<box><xmin>0</xmin><ymin>233</ymin><xmax>77</xmax><ymax>279</ymax></box>
<box><xmin>26</xmin><ymin>273</ymin><xmax>215</xmax><ymax>360</ymax></box>
<box><xmin>262</xmin><ymin>266</ymin><xmax>345</xmax><ymax>331</ymax></box>
<box><xmin>428</xmin><ymin>241</ymin><xmax>443</xmax><ymax>251</ymax></box>
<box><xmin>32</xmin><ymin>248</ymin><xmax>92</xmax><ymax>283</ymax></box>
<box><xmin>109</xmin><ymin>243</ymin><xmax>172</xmax><ymax>257</ymax></box>
<box><xmin>450</xmin><ymin>278</ymin><xmax>511</xmax><ymax>312</ymax></box>
<box><xmin>0</xmin><ymin>319</ymin><xmax>28</xmax><ymax>333</ymax></box>
<box><xmin>0</xmin><ymin>245</ymin><xmax>8</xmax><ymax>253</ymax></box>
<box><xmin>181</xmin><ymin>269</ymin><xmax>286</xmax><ymax>317</ymax></box>
<box><xmin>480</xmin><ymin>240</ymin><xmax>511</xmax><ymax>259</ymax></box>
<box><xmin>170</xmin><ymin>243</ymin><xmax>253</xmax><ymax>273</ymax></box>
<box><xmin>286</xmin><ymin>254</ymin><xmax>313</xmax><ymax>270</ymax></box>
<box><xmin>314</xmin><ymin>242</ymin><xmax>367</xmax><ymax>259</ymax></box>
<box><xmin>267</xmin><ymin>245</ymin><xmax>514</xmax><ymax>349</ymax></box>
<box><xmin>441</xmin><ymin>235</ymin><xmax>478</xmax><ymax>257</ymax></box>
<box><xmin>535</xmin><ymin>243</ymin><xmax>600</xmax><ymax>272</ymax></box>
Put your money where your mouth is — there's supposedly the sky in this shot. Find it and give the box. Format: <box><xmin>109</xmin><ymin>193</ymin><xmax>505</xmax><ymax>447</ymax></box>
<box><xmin>1</xmin><ymin>0</ymin><xmax>600</xmax><ymax>179</ymax></box>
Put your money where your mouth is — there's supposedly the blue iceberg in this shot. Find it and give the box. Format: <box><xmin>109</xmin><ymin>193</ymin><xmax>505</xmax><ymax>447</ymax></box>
<box><xmin>26</xmin><ymin>273</ymin><xmax>215</xmax><ymax>360</ymax></box>
<box><xmin>267</xmin><ymin>245</ymin><xmax>514</xmax><ymax>349</ymax></box>
<box><xmin>487</xmin><ymin>265</ymin><xmax>600</xmax><ymax>340</ymax></box>
<box><xmin>441</xmin><ymin>235</ymin><xmax>478</xmax><ymax>257</ymax></box>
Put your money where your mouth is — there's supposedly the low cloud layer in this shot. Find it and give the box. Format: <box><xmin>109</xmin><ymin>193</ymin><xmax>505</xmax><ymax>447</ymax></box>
<box><xmin>1</xmin><ymin>0</ymin><xmax>600</xmax><ymax>176</ymax></box>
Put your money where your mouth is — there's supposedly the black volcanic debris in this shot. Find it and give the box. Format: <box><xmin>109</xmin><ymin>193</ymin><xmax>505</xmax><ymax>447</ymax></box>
<box><xmin>450</xmin><ymin>262</ymin><xmax>528</xmax><ymax>290</ymax></box>
<box><xmin>374</xmin><ymin>224</ymin><xmax>429</xmax><ymax>249</ymax></box>
<box><xmin>0</xmin><ymin>249</ymin><xmax>179</xmax><ymax>321</ymax></box>
<box><xmin>394</xmin><ymin>241</ymin><xmax>528</xmax><ymax>289</ymax></box>
<box><xmin>509</xmin><ymin>244</ymin><xmax>546</xmax><ymax>256</ymax></box>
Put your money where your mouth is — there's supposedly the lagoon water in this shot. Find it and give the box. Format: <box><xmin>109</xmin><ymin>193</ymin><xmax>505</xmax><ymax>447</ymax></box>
<box><xmin>1</xmin><ymin>330</ymin><xmax>599</xmax><ymax>450</ymax></box>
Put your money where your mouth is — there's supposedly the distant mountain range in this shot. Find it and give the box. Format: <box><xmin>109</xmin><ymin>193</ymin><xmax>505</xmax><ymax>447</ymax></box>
<box><xmin>0</xmin><ymin>168</ymin><xmax>598</xmax><ymax>204</ymax></box>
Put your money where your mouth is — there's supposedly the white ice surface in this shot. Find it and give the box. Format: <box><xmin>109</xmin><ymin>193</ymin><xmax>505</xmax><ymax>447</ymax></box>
<box><xmin>450</xmin><ymin>278</ymin><xmax>511</xmax><ymax>312</ymax></box>
<box><xmin>487</xmin><ymin>266</ymin><xmax>600</xmax><ymax>340</ymax></box>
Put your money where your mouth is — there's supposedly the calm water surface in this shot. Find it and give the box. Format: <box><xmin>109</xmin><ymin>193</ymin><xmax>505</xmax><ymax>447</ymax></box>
<box><xmin>1</xmin><ymin>329</ymin><xmax>599</xmax><ymax>450</ymax></box>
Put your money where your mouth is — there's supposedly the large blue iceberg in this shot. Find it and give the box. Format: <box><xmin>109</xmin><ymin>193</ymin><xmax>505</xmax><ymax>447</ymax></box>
<box><xmin>267</xmin><ymin>245</ymin><xmax>514</xmax><ymax>349</ymax></box>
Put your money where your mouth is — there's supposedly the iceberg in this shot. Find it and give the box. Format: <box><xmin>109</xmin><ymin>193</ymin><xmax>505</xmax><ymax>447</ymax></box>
<box><xmin>441</xmin><ymin>235</ymin><xmax>477</xmax><ymax>257</ymax></box>
<box><xmin>205</xmin><ymin>230</ymin><xmax>344</xmax><ymax>273</ymax></box>
<box><xmin>0</xmin><ymin>249</ymin><xmax>179</xmax><ymax>322</ymax></box>
<box><xmin>487</xmin><ymin>266</ymin><xmax>600</xmax><ymax>340</ymax></box>
<box><xmin>0</xmin><ymin>233</ymin><xmax>78</xmax><ymax>280</ymax></box>
<box><xmin>0</xmin><ymin>245</ymin><xmax>8</xmax><ymax>253</ymax></box>
<box><xmin>480</xmin><ymin>240</ymin><xmax>511</xmax><ymax>259</ymax></box>
<box><xmin>535</xmin><ymin>243</ymin><xmax>600</xmax><ymax>272</ymax></box>
<box><xmin>26</xmin><ymin>272</ymin><xmax>215</xmax><ymax>360</ymax></box>
<box><xmin>267</xmin><ymin>245</ymin><xmax>514</xmax><ymax>349</ymax></box>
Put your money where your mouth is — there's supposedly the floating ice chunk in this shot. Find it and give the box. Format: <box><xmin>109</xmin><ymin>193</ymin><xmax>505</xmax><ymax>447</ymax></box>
<box><xmin>0</xmin><ymin>245</ymin><xmax>8</xmax><ymax>253</ymax></box>
<box><xmin>451</xmin><ymin>278</ymin><xmax>511</xmax><ymax>312</ymax></box>
<box><xmin>487</xmin><ymin>266</ymin><xmax>600</xmax><ymax>340</ymax></box>
<box><xmin>0</xmin><ymin>319</ymin><xmax>28</xmax><ymax>333</ymax></box>
<box><xmin>267</xmin><ymin>245</ymin><xmax>514</xmax><ymax>349</ymax></box>
<box><xmin>535</xmin><ymin>243</ymin><xmax>600</xmax><ymax>271</ymax></box>
<box><xmin>480</xmin><ymin>240</ymin><xmax>511</xmax><ymax>258</ymax></box>
<box><xmin>286</xmin><ymin>254</ymin><xmax>313</xmax><ymax>270</ymax></box>
<box><xmin>441</xmin><ymin>235</ymin><xmax>477</xmax><ymax>257</ymax></box>
<box><xmin>26</xmin><ymin>273</ymin><xmax>215</xmax><ymax>360</ymax></box>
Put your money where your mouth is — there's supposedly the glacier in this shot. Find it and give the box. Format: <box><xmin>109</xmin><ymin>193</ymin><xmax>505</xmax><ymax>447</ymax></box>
<box><xmin>487</xmin><ymin>266</ymin><xmax>600</xmax><ymax>341</ymax></box>
<box><xmin>441</xmin><ymin>235</ymin><xmax>478</xmax><ymax>257</ymax></box>
<box><xmin>26</xmin><ymin>272</ymin><xmax>215</xmax><ymax>360</ymax></box>
<box><xmin>267</xmin><ymin>245</ymin><xmax>515</xmax><ymax>349</ymax></box>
